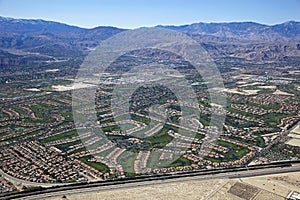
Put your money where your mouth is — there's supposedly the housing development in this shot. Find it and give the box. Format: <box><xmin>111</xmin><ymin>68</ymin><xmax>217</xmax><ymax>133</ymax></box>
<box><xmin>0</xmin><ymin>16</ymin><xmax>299</xmax><ymax>200</ymax></box>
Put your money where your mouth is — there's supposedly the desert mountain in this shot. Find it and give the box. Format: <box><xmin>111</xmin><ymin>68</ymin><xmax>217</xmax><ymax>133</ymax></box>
<box><xmin>1</xmin><ymin>16</ymin><xmax>300</xmax><ymax>67</ymax></box>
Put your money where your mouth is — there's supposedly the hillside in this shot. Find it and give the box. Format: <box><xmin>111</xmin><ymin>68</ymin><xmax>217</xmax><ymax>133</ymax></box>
<box><xmin>1</xmin><ymin>16</ymin><xmax>300</xmax><ymax>67</ymax></box>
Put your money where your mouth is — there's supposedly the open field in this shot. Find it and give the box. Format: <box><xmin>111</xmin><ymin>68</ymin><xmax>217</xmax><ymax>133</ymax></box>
<box><xmin>288</xmin><ymin>70</ymin><xmax>300</xmax><ymax>75</ymax></box>
<box><xmin>292</xmin><ymin>125</ymin><xmax>300</xmax><ymax>134</ymax></box>
<box><xmin>288</xmin><ymin>133</ymin><xmax>300</xmax><ymax>139</ymax></box>
<box><xmin>51</xmin><ymin>82</ymin><xmax>95</xmax><ymax>91</ymax></box>
<box><xmin>225</xmin><ymin>88</ymin><xmax>260</xmax><ymax>95</ymax></box>
<box><xmin>273</xmin><ymin>89</ymin><xmax>294</xmax><ymax>96</ymax></box>
<box><xmin>258</xmin><ymin>85</ymin><xmax>277</xmax><ymax>89</ymax></box>
<box><xmin>286</xmin><ymin>125</ymin><xmax>300</xmax><ymax>147</ymax></box>
<box><xmin>232</xmin><ymin>74</ymin><xmax>256</xmax><ymax>80</ymax></box>
<box><xmin>237</xmin><ymin>82</ymin><xmax>263</xmax><ymax>87</ymax></box>
<box><xmin>47</xmin><ymin>170</ymin><xmax>300</xmax><ymax>200</ymax></box>
<box><xmin>286</xmin><ymin>138</ymin><xmax>300</xmax><ymax>147</ymax></box>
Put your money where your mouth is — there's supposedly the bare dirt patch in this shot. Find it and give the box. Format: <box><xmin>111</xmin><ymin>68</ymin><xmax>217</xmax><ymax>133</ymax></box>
<box><xmin>273</xmin><ymin>89</ymin><xmax>294</xmax><ymax>96</ymax></box>
<box><xmin>286</xmin><ymin>138</ymin><xmax>300</xmax><ymax>147</ymax></box>
<box><xmin>225</xmin><ymin>89</ymin><xmax>260</xmax><ymax>95</ymax></box>
<box><xmin>243</xmin><ymin>172</ymin><xmax>300</xmax><ymax>197</ymax></box>
<box><xmin>24</xmin><ymin>88</ymin><xmax>41</xmax><ymax>92</ymax></box>
<box><xmin>254</xmin><ymin>190</ymin><xmax>284</xmax><ymax>200</ymax></box>
<box><xmin>291</xmin><ymin>125</ymin><xmax>300</xmax><ymax>134</ymax></box>
<box><xmin>288</xmin><ymin>133</ymin><xmax>300</xmax><ymax>139</ymax></box>
<box><xmin>51</xmin><ymin>83</ymin><xmax>95</xmax><ymax>91</ymax></box>
<box><xmin>48</xmin><ymin>172</ymin><xmax>300</xmax><ymax>200</ymax></box>
<box><xmin>45</xmin><ymin>69</ymin><xmax>59</xmax><ymax>72</ymax></box>
<box><xmin>258</xmin><ymin>85</ymin><xmax>277</xmax><ymax>89</ymax></box>
<box><xmin>232</xmin><ymin>74</ymin><xmax>256</xmax><ymax>80</ymax></box>
<box><xmin>228</xmin><ymin>182</ymin><xmax>260</xmax><ymax>200</ymax></box>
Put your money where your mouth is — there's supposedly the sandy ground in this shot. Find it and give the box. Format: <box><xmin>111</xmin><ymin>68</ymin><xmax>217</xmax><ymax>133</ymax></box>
<box><xmin>232</xmin><ymin>74</ymin><xmax>256</xmax><ymax>80</ymax></box>
<box><xmin>226</xmin><ymin>89</ymin><xmax>260</xmax><ymax>95</ymax></box>
<box><xmin>48</xmin><ymin>172</ymin><xmax>300</xmax><ymax>200</ymax></box>
<box><xmin>237</xmin><ymin>82</ymin><xmax>263</xmax><ymax>88</ymax></box>
<box><xmin>210</xmin><ymin>103</ymin><xmax>224</xmax><ymax>108</ymax></box>
<box><xmin>292</xmin><ymin>125</ymin><xmax>300</xmax><ymax>134</ymax></box>
<box><xmin>24</xmin><ymin>88</ymin><xmax>41</xmax><ymax>92</ymax></box>
<box><xmin>51</xmin><ymin>83</ymin><xmax>95</xmax><ymax>91</ymax></box>
<box><xmin>242</xmin><ymin>172</ymin><xmax>300</xmax><ymax>198</ymax></box>
<box><xmin>273</xmin><ymin>89</ymin><xmax>294</xmax><ymax>96</ymax></box>
<box><xmin>286</xmin><ymin>138</ymin><xmax>300</xmax><ymax>147</ymax></box>
<box><xmin>242</xmin><ymin>90</ymin><xmax>260</xmax><ymax>95</ymax></box>
<box><xmin>288</xmin><ymin>133</ymin><xmax>300</xmax><ymax>139</ymax></box>
<box><xmin>258</xmin><ymin>85</ymin><xmax>277</xmax><ymax>89</ymax></box>
<box><xmin>226</xmin><ymin>89</ymin><xmax>245</xmax><ymax>95</ymax></box>
<box><xmin>236</xmin><ymin>81</ymin><xmax>248</xmax><ymax>85</ymax></box>
<box><xmin>286</xmin><ymin>126</ymin><xmax>300</xmax><ymax>147</ymax></box>
<box><xmin>288</xmin><ymin>70</ymin><xmax>300</xmax><ymax>75</ymax></box>
<box><xmin>45</xmin><ymin>69</ymin><xmax>60</xmax><ymax>72</ymax></box>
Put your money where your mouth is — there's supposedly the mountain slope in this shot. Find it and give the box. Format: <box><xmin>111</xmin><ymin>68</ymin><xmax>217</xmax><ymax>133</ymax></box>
<box><xmin>0</xmin><ymin>16</ymin><xmax>300</xmax><ymax>66</ymax></box>
<box><xmin>0</xmin><ymin>16</ymin><xmax>125</xmax><ymax>58</ymax></box>
<box><xmin>162</xmin><ymin>21</ymin><xmax>300</xmax><ymax>41</ymax></box>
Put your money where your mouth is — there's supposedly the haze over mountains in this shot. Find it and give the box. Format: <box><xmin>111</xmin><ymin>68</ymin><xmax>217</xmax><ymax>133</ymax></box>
<box><xmin>1</xmin><ymin>16</ymin><xmax>300</xmax><ymax>67</ymax></box>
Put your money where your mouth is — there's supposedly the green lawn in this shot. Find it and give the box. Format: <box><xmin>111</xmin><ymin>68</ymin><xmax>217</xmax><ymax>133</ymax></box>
<box><xmin>101</xmin><ymin>125</ymin><xmax>121</xmax><ymax>132</ymax></box>
<box><xmin>79</xmin><ymin>156</ymin><xmax>110</xmax><ymax>173</ymax></box>
<box><xmin>12</xmin><ymin>107</ymin><xmax>27</xmax><ymax>115</ymax></box>
<box><xmin>145</xmin><ymin>125</ymin><xmax>174</xmax><ymax>148</ymax></box>
<box><xmin>40</xmin><ymin>130</ymin><xmax>78</xmax><ymax>143</ymax></box>
<box><xmin>262</xmin><ymin>113</ymin><xmax>292</xmax><ymax>126</ymax></box>
<box><xmin>227</xmin><ymin>135</ymin><xmax>266</xmax><ymax>148</ymax></box>
<box><xmin>169</xmin><ymin>156</ymin><xmax>194</xmax><ymax>167</ymax></box>
<box><xmin>131</xmin><ymin>114</ymin><xmax>151</xmax><ymax>125</ymax></box>
<box><xmin>117</xmin><ymin>151</ymin><xmax>137</xmax><ymax>176</ymax></box>
<box><xmin>206</xmin><ymin>140</ymin><xmax>250</xmax><ymax>163</ymax></box>
<box><xmin>55</xmin><ymin>140</ymin><xmax>83</xmax><ymax>152</ymax></box>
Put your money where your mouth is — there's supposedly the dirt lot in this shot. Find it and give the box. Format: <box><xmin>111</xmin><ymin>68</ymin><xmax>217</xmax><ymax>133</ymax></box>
<box><xmin>226</xmin><ymin>88</ymin><xmax>260</xmax><ymax>95</ymax></box>
<box><xmin>49</xmin><ymin>171</ymin><xmax>300</xmax><ymax>200</ymax></box>
<box><xmin>286</xmin><ymin>138</ymin><xmax>300</xmax><ymax>147</ymax></box>
<box><xmin>292</xmin><ymin>125</ymin><xmax>300</xmax><ymax>134</ymax></box>
<box><xmin>273</xmin><ymin>89</ymin><xmax>294</xmax><ymax>96</ymax></box>
<box><xmin>258</xmin><ymin>85</ymin><xmax>277</xmax><ymax>89</ymax></box>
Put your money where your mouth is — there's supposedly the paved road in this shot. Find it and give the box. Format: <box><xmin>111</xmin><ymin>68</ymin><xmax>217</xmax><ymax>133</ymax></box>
<box><xmin>5</xmin><ymin>163</ymin><xmax>299</xmax><ymax>200</ymax></box>
<box><xmin>258</xmin><ymin>120</ymin><xmax>300</xmax><ymax>156</ymax></box>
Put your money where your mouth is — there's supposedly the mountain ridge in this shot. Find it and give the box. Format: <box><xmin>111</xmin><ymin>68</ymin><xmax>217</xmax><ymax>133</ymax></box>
<box><xmin>0</xmin><ymin>16</ymin><xmax>300</xmax><ymax>65</ymax></box>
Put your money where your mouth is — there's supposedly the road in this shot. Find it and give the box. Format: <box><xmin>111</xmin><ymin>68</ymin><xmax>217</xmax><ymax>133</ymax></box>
<box><xmin>2</xmin><ymin>163</ymin><xmax>299</xmax><ymax>200</ymax></box>
<box><xmin>259</xmin><ymin>120</ymin><xmax>300</xmax><ymax>156</ymax></box>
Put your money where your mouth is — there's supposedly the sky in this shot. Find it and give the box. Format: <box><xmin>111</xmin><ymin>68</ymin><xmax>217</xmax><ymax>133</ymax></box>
<box><xmin>0</xmin><ymin>0</ymin><xmax>300</xmax><ymax>28</ymax></box>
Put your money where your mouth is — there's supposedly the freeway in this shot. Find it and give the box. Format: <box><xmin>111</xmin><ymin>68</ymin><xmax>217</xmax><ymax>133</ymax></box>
<box><xmin>1</xmin><ymin>162</ymin><xmax>299</xmax><ymax>200</ymax></box>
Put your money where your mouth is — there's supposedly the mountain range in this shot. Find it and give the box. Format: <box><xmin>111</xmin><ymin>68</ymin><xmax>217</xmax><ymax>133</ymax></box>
<box><xmin>1</xmin><ymin>16</ymin><xmax>300</xmax><ymax>67</ymax></box>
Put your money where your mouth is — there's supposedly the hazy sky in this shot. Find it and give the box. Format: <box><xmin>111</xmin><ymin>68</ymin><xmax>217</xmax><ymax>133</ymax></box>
<box><xmin>0</xmin><ymin>0</ymin><xmax>300</xmax><ymax>28</ymax></box>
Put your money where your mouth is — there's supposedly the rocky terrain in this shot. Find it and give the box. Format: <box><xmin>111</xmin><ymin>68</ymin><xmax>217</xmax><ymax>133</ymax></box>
<box><xmin>1</xmin><ymin>16</ymin><xmax>300</xmax><ymax>67</ymax></box>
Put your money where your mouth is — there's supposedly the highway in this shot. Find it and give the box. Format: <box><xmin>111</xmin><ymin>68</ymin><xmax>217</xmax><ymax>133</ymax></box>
<box><xmin>1</xmin><ymin>162</ymin><xmax>299</xmax><ymax>200</ymax></box>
